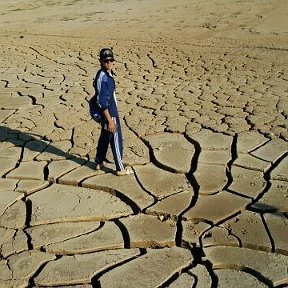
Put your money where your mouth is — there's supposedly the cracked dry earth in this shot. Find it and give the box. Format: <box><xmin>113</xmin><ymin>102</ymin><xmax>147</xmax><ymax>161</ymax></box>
<box><xmin>0</xmin><ymin>36</ymin><xmax>288</xmax><ymax>288</ymax></box>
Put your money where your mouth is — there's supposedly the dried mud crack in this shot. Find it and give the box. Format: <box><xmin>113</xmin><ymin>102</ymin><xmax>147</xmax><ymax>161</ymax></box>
<box><xmin>1</xmin><ymin>2</ymin><xmax>288</xmax><ymax>285</ymax></box>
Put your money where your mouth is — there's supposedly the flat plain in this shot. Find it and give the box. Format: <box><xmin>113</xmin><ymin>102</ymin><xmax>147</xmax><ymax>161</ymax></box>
<box><xmin>0</xmin><ymin>0</ymin><xmax>287</xmax><ymax>287</ymax></box>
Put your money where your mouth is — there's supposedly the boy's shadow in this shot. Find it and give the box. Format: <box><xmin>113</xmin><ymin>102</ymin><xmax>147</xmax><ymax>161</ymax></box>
<box><xmin>0</xmin><ymin>125</ymin><xmax>95</xmax><ymax>169</ymax></box>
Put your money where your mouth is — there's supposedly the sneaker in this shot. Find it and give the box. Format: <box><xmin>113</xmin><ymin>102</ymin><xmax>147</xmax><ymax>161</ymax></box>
<box><xmin>95</xmin><ymin>163</ymin><xmax>104</xmax><ymax>170</ymax></box>
<box><xmin>116</xmin><ymin>166</ymin><xmax>134</xmax><ymax>176</ymax></box>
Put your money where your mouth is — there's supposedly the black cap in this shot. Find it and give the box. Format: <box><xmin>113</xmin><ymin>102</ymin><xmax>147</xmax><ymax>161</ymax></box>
<box><xmin>100</xmin><ymin>48</ymin><xmax>114</xmax><ymax>60</ymax></box>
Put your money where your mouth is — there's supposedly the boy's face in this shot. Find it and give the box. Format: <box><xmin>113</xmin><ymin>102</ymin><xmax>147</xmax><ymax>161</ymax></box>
<box><xmin>101</xmin><ymin>57</ymin><xmax>115</xmax><ymax>72</ymax></box>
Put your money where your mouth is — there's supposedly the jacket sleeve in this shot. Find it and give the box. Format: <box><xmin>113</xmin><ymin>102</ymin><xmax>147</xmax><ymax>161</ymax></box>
<box><xmin>96</xmin><ymin>74</ymin><xmax>110</xmax><ymax>111</ymax></box>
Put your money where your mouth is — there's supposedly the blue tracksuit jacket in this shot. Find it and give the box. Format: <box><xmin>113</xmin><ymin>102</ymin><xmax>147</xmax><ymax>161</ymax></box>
<box><xmin>93</xmin><ymin>68</ymin><xmax>119</xmax><ymax>118</ymax></box>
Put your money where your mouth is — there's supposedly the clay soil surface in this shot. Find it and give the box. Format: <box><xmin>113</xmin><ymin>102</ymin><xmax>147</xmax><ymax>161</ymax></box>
<box><xmin>0</xmin><ymin>1</ymin><xmax>287</xmax><ymax>287</ymax></box>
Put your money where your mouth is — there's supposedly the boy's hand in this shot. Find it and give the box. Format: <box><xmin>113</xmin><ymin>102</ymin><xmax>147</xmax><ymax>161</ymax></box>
<box><xmin>102</xmin><ymin>109</ymin><xmax>116</xmax><ymax>133</ymax></box>
<box><xmin>108</xmin><ymin>120</ymin><xmax>116</xmax><ymax>133</ymax></box>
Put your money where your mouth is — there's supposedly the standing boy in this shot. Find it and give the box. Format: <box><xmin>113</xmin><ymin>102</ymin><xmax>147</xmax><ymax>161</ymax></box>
<box><xmin>92</xmin><ymin>48</ymin><xmax>133</xmax><ymax>176</ymax></box>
